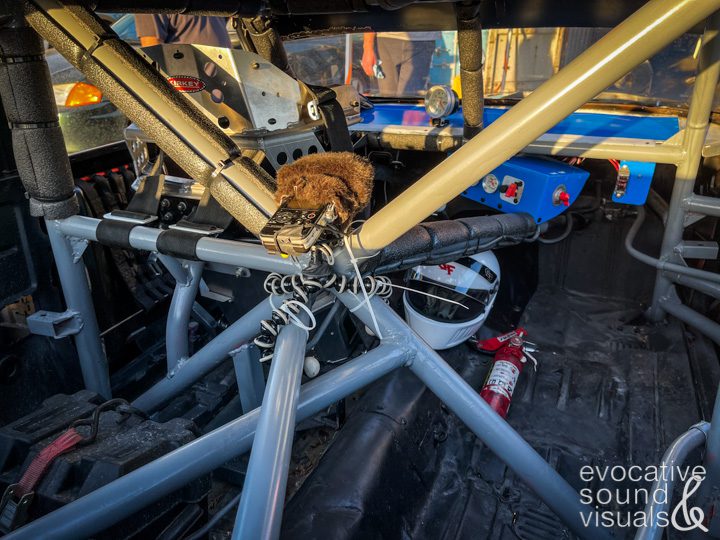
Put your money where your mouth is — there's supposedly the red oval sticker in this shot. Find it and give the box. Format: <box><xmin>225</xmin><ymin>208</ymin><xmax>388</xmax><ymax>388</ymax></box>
<box><xmin>167</xmin><ymin>75</ymin><xmax>205</xmax><ymax>93</ymax></box>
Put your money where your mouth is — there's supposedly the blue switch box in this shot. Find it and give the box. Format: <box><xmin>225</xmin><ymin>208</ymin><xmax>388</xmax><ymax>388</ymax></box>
<box><xmin>461</xmin><ymin>155</ymin><xmax>590</xmax><ymax>224</ymax></box>
<box><xmin>611</xmin><ymin>160</ymin><xmax>656</xmax><ymax>205</ymax></box>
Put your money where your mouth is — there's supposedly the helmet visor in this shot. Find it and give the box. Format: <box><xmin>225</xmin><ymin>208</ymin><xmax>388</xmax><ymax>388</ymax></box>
<box><xmin>405</xmin><ymin>272</ymin><xmax>490</xmax><ymax>323</ymax></box>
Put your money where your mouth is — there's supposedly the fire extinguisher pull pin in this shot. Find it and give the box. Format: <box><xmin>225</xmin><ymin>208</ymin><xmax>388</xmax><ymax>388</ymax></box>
<box><xmin>523</xmin><ymin>350</ymin><xmax>539</xmax><ymax>371</ymax></box>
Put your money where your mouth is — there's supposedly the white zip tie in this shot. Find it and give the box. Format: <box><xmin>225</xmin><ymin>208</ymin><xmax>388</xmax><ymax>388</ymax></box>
<box><xmin>347</xmin><ymin>291</ymin><xmax>368</xmax><ymax>313</ymax></box>
<box><xmin>343</xmin><ymin>240</ymin><xmax>383</xmax><ymax>339</ymax></box>
<box><xmin>280</xmin><ymin>300</ymin><xmax>316</xmax><ymax>332</ymax></box>
<box><xmin>384</xmin><ymin>282</ymin><xmax>469</xmax><ymax>310</ymax></box>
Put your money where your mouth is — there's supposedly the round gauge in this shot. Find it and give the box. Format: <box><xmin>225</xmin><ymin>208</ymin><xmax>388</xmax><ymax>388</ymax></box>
<box><xmin>482</xmin><ymin>174</ymin><xmax>499</xmax><ymax>193</ymax></box>
<box><xmin>424</xmin><ymin>85</ymin><xmax>459</xmax><ymax>120</ymax></box>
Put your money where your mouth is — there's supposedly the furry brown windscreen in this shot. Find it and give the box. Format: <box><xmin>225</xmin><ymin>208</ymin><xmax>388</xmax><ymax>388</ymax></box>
<box><xmin>274</xmin><ymin>152</ymin><xmax>374</xmax><ymax>224</ymax></box>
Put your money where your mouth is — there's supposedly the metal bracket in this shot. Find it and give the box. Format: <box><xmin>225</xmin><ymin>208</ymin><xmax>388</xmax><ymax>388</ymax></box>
<box><xmin>684</xmin><ymin>211</ymin><xmax>706</xmax><ymax>228</ymax></box>
<box><xmin>307</xmin><ymin>100</ymin><xmax>321</xmax><ymax>121</ymax></box>
<box><xmin>675</xmin><ymin>240</ymin><xmax>719</xmax><ymax>260</ymax></box>
<box><xmin>199</xmin><ymin>279</ymin><xmax>233</xmax><ymax>303</ymax></box>
<box><xmin>611</xmin><ymin>161</ymin><xmax>656</xmax><ymax>204</ymax></box>
<box><xmin>0</xmin><ymin>484</ymin><xmax>33</xmax><ymax>533</ymax></box>
<box><xmin>262</xmin><ymin>131</ymin><xmax>325</xmax><ymax>170</ymax></box>
<box><xmin>191</xmin><ymin>301</ymin><xmax>220</xmax><ymax>336</ymax></box>
<box><xmin>230</xmin><ymin>343</ymin><xmax>266</xmax><ymax>413</ymax></box>
<box><xmin>27</xmin><ymin>310</ymin><xmax>83</xmax><ymax>338</ymax></box>
<box><xmin>68</xmin><ymin>236</ymin><xmax>89</xmax><ymax>264</ymax></box>
<box><xmin>211</xmin><ymin>158</ymin><xmax>234</xmax><ymax>179</ymax></box>
<box><xmin>169</xmin><ymin>219</ymin><xmax>224</xmax><ymax>236</ymax></box>
<box><xmin>104</xmin><ymin>210</ymin><xmax>158</xmax><ymax>225</ymax></box>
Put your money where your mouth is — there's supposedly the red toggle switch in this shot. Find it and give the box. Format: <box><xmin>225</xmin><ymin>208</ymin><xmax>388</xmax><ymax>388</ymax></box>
<box><xmin>558</xmin><ymin>191</ymin><xmax>570</xmax><ymax>206</ymax></box>
<box><xmin>505</xmin><ymin>182</ymin><xmax>518</xmax><ymax>198</ymax></box>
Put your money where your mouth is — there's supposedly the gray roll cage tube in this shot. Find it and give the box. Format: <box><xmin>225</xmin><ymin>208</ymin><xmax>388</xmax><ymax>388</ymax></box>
<box><xmin>2</xmin><ymin>0</ymin><xmax>720</xmax><ymax>539</ymax></box>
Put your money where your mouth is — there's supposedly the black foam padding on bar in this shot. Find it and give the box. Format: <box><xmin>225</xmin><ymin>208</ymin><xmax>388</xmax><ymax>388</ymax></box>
<box><xmin>241</xmin><ymin>16</ymin><xmax>295</xmax><ymax>76</ymax></box>
<box><xmin>0</xmin><ymin>61</ymin><xmax>57</xmax><ymax>123</ymax></box>
<box><xmin>456</xmin><ymin>5</ymin><xmax>484</xmax><ymax>139</ymax></box>
<box><xmin>459</xmin><ymin>68</ymin><xmax>484</xmax><ymax>139</ymax></box>
<box><xmin>365</xmin><ymin>213</ymin><xmax>537</xmax><ymax>274</ymax></box>
<box><xmin>12</xmin><ymin>126</ymin><xmax>78</xmax><ymax>213</ymax></box>
<box><xmin>156</xmin><ymin>229</ymin><xmax>203</xmax><ymax>260</ymax></box>
<box><xmin>0</xmin><ymin>23</ymin><xmax>78</xmax><ymax>219</ymax></box>
<box><xmin>96</xmin><ymin>219</ymin><xmax>137</xmax><ymax>249</ymax></box>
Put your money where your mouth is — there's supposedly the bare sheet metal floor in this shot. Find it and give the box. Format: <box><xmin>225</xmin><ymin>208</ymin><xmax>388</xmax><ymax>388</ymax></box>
<box><xmin>281</xmin><ymin>285</ymin><xmax>718</xmax><ymax>540</ymax></box>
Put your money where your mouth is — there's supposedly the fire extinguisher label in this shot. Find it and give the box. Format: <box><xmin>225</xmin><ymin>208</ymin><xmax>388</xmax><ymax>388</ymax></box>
<box><xmin>485</xmin><ymin>360</ymin><xmax>520</xmax><ymax>399</ymax></box>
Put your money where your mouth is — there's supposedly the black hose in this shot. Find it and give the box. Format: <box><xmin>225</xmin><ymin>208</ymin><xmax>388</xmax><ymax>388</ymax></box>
<box><xmin>538</xmin><ymin>214</ymin><xmax>573</xmax><ymax>244</ymax></box>
<box><xmin>626</xmin><ymin>206</ymin><xmax>720</xmax><ymax>284</ymax></box>
<box><xmin>184</xmin><ymin>492</ymin><xmax>242</xmax><ymax>540</ymax></box>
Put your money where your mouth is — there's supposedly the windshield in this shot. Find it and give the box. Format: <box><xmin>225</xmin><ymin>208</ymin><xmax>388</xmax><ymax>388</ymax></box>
<box><xmin>284</xmin><ymin>29</ymin><xmax>711</xmax><ymax>112</ymax></box>
<box><xmin>111</xmin><ymin>13</ymin><xmax>138</xmax><ymax>43</ymax></box>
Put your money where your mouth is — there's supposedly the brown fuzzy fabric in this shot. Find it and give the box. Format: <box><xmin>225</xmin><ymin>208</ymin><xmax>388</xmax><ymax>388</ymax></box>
<box><xmin>275</xmin><ymin>152</ymin><xmax>374</xmax><ymax>224</ymax></box>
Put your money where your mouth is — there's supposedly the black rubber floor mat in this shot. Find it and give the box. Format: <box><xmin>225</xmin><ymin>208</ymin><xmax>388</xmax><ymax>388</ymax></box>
<box><xmin>282</xmin><ymin>286</ymin><xmax>713</xmax><ymax>540</ymax></box>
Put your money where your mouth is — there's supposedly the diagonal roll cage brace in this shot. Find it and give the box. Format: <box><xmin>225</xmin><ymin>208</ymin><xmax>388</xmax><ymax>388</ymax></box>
<box><xmin>24</xmin><ymin>0</ymin><xmax>278</xmax><ymax>235</ymax></box>
<box><xmin>4</xmin><ymin>0</ymin><xmax>720</xmax><ymax>539</ymax></box>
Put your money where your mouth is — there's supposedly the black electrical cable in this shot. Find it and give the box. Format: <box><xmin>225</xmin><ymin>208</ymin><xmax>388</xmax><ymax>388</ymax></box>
<box><xmin>570</xmin><ymin>178</ymin><xmax>603</xmax><ymax>215</ymax></box>
<box><xmin>70</xmin><ymin>398</ymin><xmax>147</xmax><ymax>445</ymax></box>
<box><xmin>538</xmin><ymin>213</ymin><xmax>574</xmax><ymax>244</ymax></box>
<box><xmin>184</xmin><ymin>492</ymin><xmax>242</xmax><ymax>540</ymax></box>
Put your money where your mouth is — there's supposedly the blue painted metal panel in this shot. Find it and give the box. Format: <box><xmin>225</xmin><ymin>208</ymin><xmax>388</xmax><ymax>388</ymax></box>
<box><xmin>359</xmin><ymin>103</ymin><xmax>680</xmax><ymax>140</ymax></box>
<box><xmin>360</xmin><ymin>103</ymin><xmax>675</xmax><ymax>215</ymax></box>
<box><xmin>611</xmin><ymin>160</ymin><xmax>657</xmax><ymax>205</ymax></box>
<box><xmin>461</xmin><ymin>155</ymin><xmax>590</xmax><ymax>223</ymax></box>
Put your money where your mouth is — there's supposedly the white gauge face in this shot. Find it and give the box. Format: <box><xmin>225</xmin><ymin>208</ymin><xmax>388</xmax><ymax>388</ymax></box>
<box><xmin>424</xmin><ymin>85</ymin><xmax>457</xmax><ymax>119</ymax></box>
<box><xmin>482</xmin><ymin>174</ymin><xmax>499</xmax><ymax>193</ymax></box>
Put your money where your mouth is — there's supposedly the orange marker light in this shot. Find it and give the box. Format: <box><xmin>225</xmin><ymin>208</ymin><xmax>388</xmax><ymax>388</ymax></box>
<box><xmin>65</xmin><ymin>82</ymin><xmax>103</xmax><ymax>107</ymax></box>
<box><xmin>54</xmin><ymin>82</ymin><xmax>103</xmax><ymax>108</ymax></box>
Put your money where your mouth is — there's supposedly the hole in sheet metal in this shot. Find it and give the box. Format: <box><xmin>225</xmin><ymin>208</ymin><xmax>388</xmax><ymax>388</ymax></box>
<box><xmin>204</xmin><ymin>61</ymin><xmax>218</xmax><ymax>77</ymax></box>
<box><xmin>211</xmin><ymin>89</ymin><xmax>224</xmax><ymax>104</ymax></box>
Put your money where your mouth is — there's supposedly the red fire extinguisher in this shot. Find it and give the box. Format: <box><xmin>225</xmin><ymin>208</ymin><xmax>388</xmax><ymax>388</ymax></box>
<box><xmin>471</xmin><ymin>327</ymin><xmax>527</xmax><ymax>353</ymax></box>
<box><xmin>479</xmin><ymin>335</ymin><xmax>527</xmax><ymax>418</ymax></box>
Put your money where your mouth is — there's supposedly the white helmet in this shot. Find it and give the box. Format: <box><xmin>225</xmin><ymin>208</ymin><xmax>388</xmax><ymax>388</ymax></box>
<box><xmin>403</xmin><ymin>251</ymin><xmax>500</xmax><ymax>350</ymax></box>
